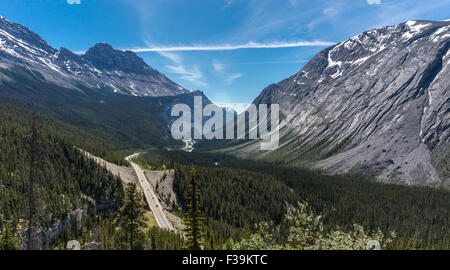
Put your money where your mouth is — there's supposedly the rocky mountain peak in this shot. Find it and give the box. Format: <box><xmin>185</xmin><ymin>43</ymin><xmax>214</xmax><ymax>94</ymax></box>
<box><xmin>83</xmin><ymin>42</ymin><xmax>157</xmax><ymax>75</ymax></box>
<box><xmin>57</xmin><ymin>47</ymin><xmax>82</xmax><ymax>62</ymax></box>
<box><xmin>0</xmin><ymin>16</ymin><xmax>189</xmax><ymax>97</ymax></box>
<box><xmin>0</xmin><ymin>15</ymin><xmax>56</xmax><ymax>55</ymax></box>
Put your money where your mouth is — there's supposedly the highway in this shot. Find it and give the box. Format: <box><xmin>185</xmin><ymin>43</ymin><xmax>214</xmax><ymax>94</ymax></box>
<box><xmin>125</xmin><ymin>153</ymin><xmax>173</xmax><ymax>231</ymax></box>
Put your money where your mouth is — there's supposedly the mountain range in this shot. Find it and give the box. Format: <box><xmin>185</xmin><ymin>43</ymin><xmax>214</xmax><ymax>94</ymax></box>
<box><xmin>0</xmin><ymin>15</ymin><xmax>217</xmax><ymax>152</ymax></box>
<box><xmin>223</xmin><ymin>20</ymin><xmax>450</xmax><ymax>187</ymax></box>
<box><xmin>0</xmin><ymin>15</ymin><xmax>448</xmax><ymax>187</ymax></box>
<box><xmin>0</xmin><ymin>16</ymin><xmax>188</xmax><ymax>97</ymax></box>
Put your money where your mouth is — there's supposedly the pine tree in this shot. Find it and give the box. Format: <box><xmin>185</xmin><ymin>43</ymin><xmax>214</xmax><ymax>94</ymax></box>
<box><xmin>81</xmin><ymin>227</ymin><xmax>89</xmax><ymax>245</ymax></box>
<box><xmin>183</xmin><ymin>167</ymin><xmax>205</xmax><ymax>250</ymax></box>
<box><xmin>26</xmin><ymin>113</ymin><xmax>44</xmax><ymax>250</ymax></box>
<box><xmin>150</xmin><ymin>234</ymin><xmax>157</xmax><ymax>250</ymax></box>
<box><xmin>0</xmin><ymin>223</ymin><xmax>19</xmax><ymax>250</ymax></box>
<box><xmin>113</xmin><ymin>183</ymin><xmax>147</xmax><ymax>250</ymax></box>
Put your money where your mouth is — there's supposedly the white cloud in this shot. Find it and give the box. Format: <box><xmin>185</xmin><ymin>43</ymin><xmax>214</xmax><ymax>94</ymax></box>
<box><xmin>129</xmin><ymin>40</ymin><xmax>335</xmax><ymax>52</ymax></box>
<box><xmin>225</xmin><ymin>73</ymin><xmax>243</xmax><ymax>85</ymax></box>
<box><xmin>77</xmin><ymin>40</ymin><xmax>334</xmax><ymax>55</ymax></box>
<box><xmin>223</xmin><ymin>0</ymin><xmax>233</xmax><ymax>9</ymax></box>
<box><xmin>323</xmin><ymin>7</ymin><xmax>340</xmax><ymax>17</ymax></box>
<box><xmin>67</xmin><ymin>0</ymin><xmax>81</xmax><ymax>5</ymax></box>
<box><xmin>212</xmin><ymin>61</ymin><xmax>225</xmax><ymax>73</ymax></box>
<box><xmin>231</xmin><ymin>59</ymin><xmax>307</xmax><ymax>65</ymax></box>
<box><xmin>212</xmin><ymin>60</ymin><xmax>242</xmax><ymax>85</ymax></box>
<box><xmin>367</xmin><ymin>0</ymin><xmax>381</xmax><ymax>5</ymax></box>
<box><xmin>307</xmin><ymin>3</ymin><xmax>344</xmax><ymax>30</ymax></box>
<box><xmin>159</xmin><ymin>52</ymin><xmax>207</xmax><ymax>87</ymax></box>
<box><xmin>372</xmin><ymin>1</ymin><xmax>447</xmax><ymax>28</ymax></box>
<box><xmin>158</xmin><ymin>51</ymin><xmax>182</xmax><ymax>65</ymax></box>
<box><xmin>288</xmin><ymin>0</ymin><xmax>301</xmax><ymax>7</ymax></box>
<box><xmin>166</xmin><ymin>65</ymin><xmax>207</xmax><ymax>87</ymax></box>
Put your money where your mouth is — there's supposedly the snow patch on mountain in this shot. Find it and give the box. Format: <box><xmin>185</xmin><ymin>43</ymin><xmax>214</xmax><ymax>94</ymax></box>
<box><xmin>215</xmin><ymin>102</ymin><xmax>251</xmax><ymax>114</ymax></box>
<box><xmin>403</xmin><ymin>21</ymin><xmax>432</xmax><ymax>39</ymax></box>
<box><xmin>0</xmin><ymin>16</ymin><xmax>190</xmax><ymax>97</ymax></box>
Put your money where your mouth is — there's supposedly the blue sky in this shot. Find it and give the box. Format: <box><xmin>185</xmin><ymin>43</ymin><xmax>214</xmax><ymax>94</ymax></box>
<box><xmin>1</xmin><ymin>0</ymin><xmax>449</xmax><ymax>104</ymax></box>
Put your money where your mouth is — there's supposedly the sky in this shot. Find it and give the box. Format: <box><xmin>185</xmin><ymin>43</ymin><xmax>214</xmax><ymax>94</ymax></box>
<box><xmin>0</xmin><ymin>0</ymin><xmax>449</xmax><ymax>104</ymax></box>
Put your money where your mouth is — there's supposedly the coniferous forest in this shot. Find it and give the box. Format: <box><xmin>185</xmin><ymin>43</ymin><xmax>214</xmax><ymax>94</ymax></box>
<box><xmin>0</xmin><ymin>102</ymin><xmax>183</xmax><ymax>250</ymax></box>
<box><xmin>0</xmin><ymin>103</ymin><xmax>125</xmax><ymax>249</ymax></box>
<box><xmin>138</xmin><ymin>149</ymin><xmax>450</xmax><ymax>249</ymax></box>
<box><xmin>0</xmin><ymin>101</ymin><xmax>449</xmax><ymax>250</ymax></box>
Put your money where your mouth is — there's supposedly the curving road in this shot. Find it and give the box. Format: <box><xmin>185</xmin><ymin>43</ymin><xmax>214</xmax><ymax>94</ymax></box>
<box><xmin>125</xmin><ymin>153</ymin><xmax>173</xmax><ymax>231</ymax></box>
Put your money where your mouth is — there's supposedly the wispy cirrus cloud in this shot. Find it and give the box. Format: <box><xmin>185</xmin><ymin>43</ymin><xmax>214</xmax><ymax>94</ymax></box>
<box><xmin>223</xmin><ymin>0</ymin><xmax>233</xmax><ymax>9</ymax></box>
<box><xmin>225</xmin><ymin>73</ymin><xmax>243</xmax><ymax>84</ymax></box>
<box><xmin>74</xmin><ymin>41</ymin><xmax>334</xmax><ymax>55</ymax></box>
<box><xmin>159</xmin><ymin>51</ymin><xmax>207</xmax><ymax>87</ymax></box>
<box><xmin>212</xmin><ymin>61</ymin><xmax>225</xmax><ymax>73</ymax></box>
<box><xmin>307</xmin><ymin>2</ymin><xmax>345</xmax><ymax>31</ymax></box>
<box><xmin>166</xmin><ymin>64</ymin><xmax>207</xmax><ymax>87</ymax></box>
<box><xmin>129</xmin><ymin>40</ymin><xmax>335</xmax><ymax>52</ymax></box>
<box><xmin>367</xmin><ymin>0</ymin><xmax>382</xmax><ymax>5</ymax></box>
<box><xmin>67</xmin><ymin>0</ymin><xmax>81</xmax><ymax>5</ymax></box>
<box><xmin>231</xmin><ymin>59</ymin><xmax>307</xmax><ymax>65</ymax></box>
<box><xmin>212</xmin><ymin>60</ymin><xmax>243</xmax><ymax>85</ymax></box>
<box><xmin>158</xmin><ymin>51</ymin><xmax>182</xmax><ymax>65</ymax></box>
<box><xmin>371</xmin><ymin>0</ymin><xmax>450</xmax><ymax>28</ymax></box>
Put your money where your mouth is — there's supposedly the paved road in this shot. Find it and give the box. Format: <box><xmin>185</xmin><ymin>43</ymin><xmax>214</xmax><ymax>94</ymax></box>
<box><xmin>125</xmin><ymin>153</ymin><xmax>173</xmax><ymax>231</ymax></box>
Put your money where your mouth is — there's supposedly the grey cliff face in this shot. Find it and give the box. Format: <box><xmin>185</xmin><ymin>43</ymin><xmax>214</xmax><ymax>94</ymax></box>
<box><xmin>0</xmin><ymin>15</ymin><xmax>56</xmax><ymax>56</ymax></box>
<box><xmin>252</xmin><ymin>20</ymin><xmax>449</xmax><ymax>186</ymax></box>
<box><xmin>84</xmin><ymin>43</ymin><xmax>157</xmax><ymax>75</ymax></box>
<box><xmin>0</xmin><ymin>16</ymin><xmax>189</xmax><ymax>97</ymax></box>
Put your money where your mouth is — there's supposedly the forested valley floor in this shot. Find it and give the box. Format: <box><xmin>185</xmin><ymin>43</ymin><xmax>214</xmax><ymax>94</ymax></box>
<box><xmin>0</xmin><ymin>102</ymin><xmax>449</xmax><ymax>250</ymax></box>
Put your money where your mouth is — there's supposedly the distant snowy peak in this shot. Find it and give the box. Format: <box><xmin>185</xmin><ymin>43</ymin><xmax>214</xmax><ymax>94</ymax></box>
<box><xmin>215</xmin><ymin>102</ymin><xmax>251</xmax><ymax>114</ymax></box>
<box><xmin>0</xmin><ymin>15</ymin><xmax>189</xmax><ymax>97</ymax></box>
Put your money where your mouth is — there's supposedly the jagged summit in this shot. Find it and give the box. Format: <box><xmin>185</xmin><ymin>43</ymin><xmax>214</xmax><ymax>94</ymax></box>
<box><xmin>83</xmin><ymin>43</ymin><xmax>158</xmax><ymax>75</ymax></box>
<box><xmin>0</xmin><ymin>15</ymin><xmax>56</xmax><ymax>55</ymax></box>
<box><xmin>57</xmin><ymin>47</ymin><xmax>82</xmax><ymax>62</ymax></box>
<box><xmin>0</xmin><ymin>16</ymin><xmax>189</xmax><ymax>97</ymax></box>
